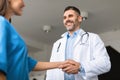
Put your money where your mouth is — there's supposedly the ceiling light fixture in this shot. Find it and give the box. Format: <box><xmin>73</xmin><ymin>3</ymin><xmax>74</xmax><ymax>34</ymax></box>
<box><xmin>43</xmin><ymin>25</ymin><xmax>52</xmax><ymax>33</ymax></box>
<box><xmin>81</xmin><ymin>11</ymin><xmax>88</xmax><ymax>20</ymax></box>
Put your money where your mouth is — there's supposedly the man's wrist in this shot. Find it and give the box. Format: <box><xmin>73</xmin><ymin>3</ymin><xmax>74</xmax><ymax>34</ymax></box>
<box><xmin>78</xmin><ymin>67</ymin><xmax>81</xmax><ymax>72</ymax></box>
<box><xmin>78</xmin><ymin>65</ymin><xmax>83</xmax><ymax>72</ymax></box>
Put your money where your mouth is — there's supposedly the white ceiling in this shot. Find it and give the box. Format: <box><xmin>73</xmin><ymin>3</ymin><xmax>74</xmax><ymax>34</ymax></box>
<box><xmin>12</xmin><ymin>0</ymin><xmax>120</xmax><ymax>45</ymax></box>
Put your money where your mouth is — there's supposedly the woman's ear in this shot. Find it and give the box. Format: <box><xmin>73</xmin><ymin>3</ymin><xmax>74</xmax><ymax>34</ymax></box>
<box><xmin>9</xmin><ymin>18</ymin><xmax>11</xmax><ymax>23</ymax></box>
<box><xmin>8</xmin><ymin>0</ymin><xmax>12</xmax><ymax>4</ymax></box>
<box><xmin>8</xmin><ymin>0</ymin><xmax>11</xmax><ymax>2</ymax></box>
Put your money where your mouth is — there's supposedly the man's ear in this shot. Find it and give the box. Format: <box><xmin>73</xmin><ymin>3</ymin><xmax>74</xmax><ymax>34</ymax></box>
<box><xmin>78</xmin><ymin>16</ymin><xmax>82</xmax><ymax>22</ymax></box>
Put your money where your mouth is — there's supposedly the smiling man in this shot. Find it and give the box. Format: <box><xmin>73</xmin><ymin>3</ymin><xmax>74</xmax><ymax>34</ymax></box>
<box><xmin>46</xmin><ymin>6</ymin><xmax>111</xmax><ymax>80</ymax></box>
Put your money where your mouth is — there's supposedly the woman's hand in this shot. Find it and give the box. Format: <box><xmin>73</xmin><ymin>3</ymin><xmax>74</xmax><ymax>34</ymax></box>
<box><xmin>0</xmin><ymin>72</ymin><xmax>6</xmax><ymax>80</ymax></box>
<box><xmin>59</xmin><ymin>59</ymin><xmax>80</xmax><ymax>74</ymax></box>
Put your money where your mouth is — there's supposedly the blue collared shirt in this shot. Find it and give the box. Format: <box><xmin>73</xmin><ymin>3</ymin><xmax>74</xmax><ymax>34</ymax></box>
<box><xmin>64</xmin><ymin>30</ymin><xmax>80</xmax><ymax>80</ymax></box>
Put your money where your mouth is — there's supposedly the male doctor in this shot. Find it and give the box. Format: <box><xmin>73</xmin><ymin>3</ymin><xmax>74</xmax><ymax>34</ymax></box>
<box><xmin>46</xmin><ymin>6</ymin><xmax>111</xmax><ymax>80</ymax></box>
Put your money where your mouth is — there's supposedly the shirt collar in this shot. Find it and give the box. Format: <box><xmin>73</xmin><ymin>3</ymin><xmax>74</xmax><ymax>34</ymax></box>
<box><xmin>67</xmin><ymin>29</ymin><xmax>79</xmax><ymax>38</ymax></box>
<box><xmin>61</xmin><ymin>28</ymin><xmax>85</xmax><ymax>38</ymax></box>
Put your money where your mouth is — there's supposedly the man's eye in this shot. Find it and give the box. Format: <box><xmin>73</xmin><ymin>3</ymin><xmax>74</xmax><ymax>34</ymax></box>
<box><xmin>69</xmin><ymin>15</ymin><xmax>73</xmax><ymax>18</ymax></box>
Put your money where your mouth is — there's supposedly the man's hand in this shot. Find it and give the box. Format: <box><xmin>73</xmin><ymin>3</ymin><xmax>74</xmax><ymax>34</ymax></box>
<box><xmin>0</xmin><ymin>72</ymin><xmax>6</xmax><ymax>80</ymax></box>
<box><xmin>59</xmin><ymin>59</ymin><xmax>80</xmax><ymax>74</ymax></box>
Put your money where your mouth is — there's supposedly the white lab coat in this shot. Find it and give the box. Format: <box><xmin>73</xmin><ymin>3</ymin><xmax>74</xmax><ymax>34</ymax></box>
<box><xmin>46</xmin><ymin>29</ymin><xmax>111</xmax><ymax>80</ymax></box>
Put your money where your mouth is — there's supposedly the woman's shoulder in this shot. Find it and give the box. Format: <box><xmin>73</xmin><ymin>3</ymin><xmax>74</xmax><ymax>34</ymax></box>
<box><xmin>0</xmin><ymin>16</ymin><xmax>9</xmax><ymax>23</ymax></box>
<box><xmin>0</xmin><ymin>16</ymin><xmax>5</xmax><ymax>21</ymax></box>
<box><xmin>0</xmin><ymin>16</ymin><xmax>10</xmax><ymax>30</ymax></box>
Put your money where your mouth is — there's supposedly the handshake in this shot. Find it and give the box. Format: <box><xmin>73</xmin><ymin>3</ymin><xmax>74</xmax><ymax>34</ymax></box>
<box><xmin>58</xmin><ymin>59</ymin><xmax>81</xmax><ymax>74</ymax></box>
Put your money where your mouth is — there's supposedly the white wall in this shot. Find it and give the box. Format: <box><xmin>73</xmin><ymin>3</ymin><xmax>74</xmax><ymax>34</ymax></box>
<box><xmin>99</xmin><ymin>29</ymin><xmax>120</xmax><ymax>53</ymax></box>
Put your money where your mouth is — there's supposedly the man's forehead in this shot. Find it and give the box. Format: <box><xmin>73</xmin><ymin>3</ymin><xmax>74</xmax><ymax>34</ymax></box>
<box><xmin>64</xmin><ymin>10</ymin><xmax>76</xmax><ymax>15</ymax></box>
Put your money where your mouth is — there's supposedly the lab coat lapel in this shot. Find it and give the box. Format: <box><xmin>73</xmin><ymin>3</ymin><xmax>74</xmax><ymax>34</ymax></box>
<box><xmin>60</xmin><ymin>33</ymin><xmax>68</xmax><ymax>61</ymax></box>
<box><xmin>73</xmin><ymin>35</ymin><xmax>81</xmax><ymax>47</ymax></box>
<box><xmin>73</xmin><ymin>29</ymin><xmax>85</xmax><ymax>47</ymax></box>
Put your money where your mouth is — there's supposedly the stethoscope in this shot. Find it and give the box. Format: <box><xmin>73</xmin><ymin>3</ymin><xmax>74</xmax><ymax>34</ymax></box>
<box><xmin>80</xmin><ymin>32</ymin><xmax>89</xmax><ymax>45</ymax></box>
<box><xmin>57</xmin><ymin>32</ymin><xmax>89</xmax><ymax>52</ymax></box>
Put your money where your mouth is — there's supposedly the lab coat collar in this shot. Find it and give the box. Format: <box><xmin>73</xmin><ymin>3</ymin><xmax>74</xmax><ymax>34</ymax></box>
<box><xmin>61</xmin><ymin>28</ymin><xmax>86</xmax><ymax>38</ymax></box>
<box><xmin>61</xmin><ymin>28</ymin><xmax>86</xmax><ymax>47</ymax></box>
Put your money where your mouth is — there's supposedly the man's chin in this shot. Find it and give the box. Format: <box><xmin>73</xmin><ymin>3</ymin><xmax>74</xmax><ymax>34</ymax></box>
<box><xmin>66</xmin><ymin>26</ymin><xmax>74</xmax><ymax>31</ymax></box>
<box><xmin>66</xmin><ymin>28</ymin><xmax>74</xmax><ymax>31</ymax></box>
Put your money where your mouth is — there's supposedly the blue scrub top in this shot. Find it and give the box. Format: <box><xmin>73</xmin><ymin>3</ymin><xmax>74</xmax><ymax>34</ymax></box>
<box><xmin>0</xmin><ymin>16</ymin><xmax>37</xmax><ymax>80</ymax></box>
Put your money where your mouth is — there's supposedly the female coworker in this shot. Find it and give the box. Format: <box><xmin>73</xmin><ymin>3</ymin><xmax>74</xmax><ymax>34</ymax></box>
<box><xmin>0</xmin><ymin>0</ymin><xmax>66</xmax><ymax>80</ymax></box>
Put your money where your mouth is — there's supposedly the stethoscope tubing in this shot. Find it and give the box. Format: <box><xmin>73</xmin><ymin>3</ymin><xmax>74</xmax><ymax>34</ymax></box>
<box><xmin>57</xmin><ymin>32</ymin><xmax>89</xmax><ymax>52</ymax></box>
